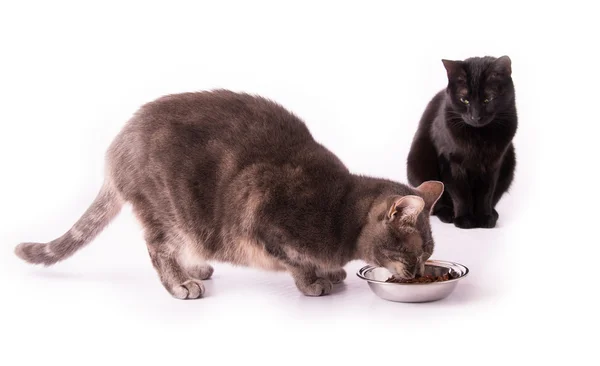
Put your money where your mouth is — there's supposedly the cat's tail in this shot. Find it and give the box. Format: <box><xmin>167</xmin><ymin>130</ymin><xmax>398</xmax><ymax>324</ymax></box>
<box><xmin>14</xmin><ymin>180</ymin><xmax>123</xmax><ymax>266</ymax></box>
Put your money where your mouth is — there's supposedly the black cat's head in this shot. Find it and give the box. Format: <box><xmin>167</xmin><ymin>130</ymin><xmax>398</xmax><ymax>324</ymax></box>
<box><xmin>442</xmin><ymin>56</ymin><xmax>514</xmax><ymax>127</ymax></box>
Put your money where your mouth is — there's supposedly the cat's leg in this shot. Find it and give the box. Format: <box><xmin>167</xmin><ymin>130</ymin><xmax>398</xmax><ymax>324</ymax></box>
<box><xmin>492</xmin><ymin>144</ymin><xmax>516</xmax><ymax>208</ymax></box>
<box><xmin>258</xmin><ymin>228</ymin><xmax>333</xmax><ymax>295</ymax></box>
<box><xmin>473</xmin><ymin>171</ymin><xmax>500</xmax><ymax>228</ymax></box>
<box><xmin>148</xmin><ymin>247</ymin><xmax>205</xmax><ymax>299</ymax></box>
<box><xmin>474</xmin><ymin>145</ymin><xmax>515</xmax><ymax>228</ymax></box>
<box><xmin>133</xmin><ymin>204</ymin><xmax>205</xmax><ymax>299</ymax></box>
<box><xmin>440</xmin><ymin>156</ymin><xmax>476</xmax><ymax>229</ymax></box>
<box><xmin>176</xmin><ymin>243</ymin><xmax>214</xmax><ymax>280</ymax></box>
<box><xmin>287</xmin><ymin>265</ymin><xmax>333</xmax><ymax>296</ymax></box>
<box><xmin>185</xmin><ymin>263</ymin><xmax>214</xmax><ymax>280</ymax></box>
<box><xmin>317</xmin><ymin>267</ymin><xmax>347</xmax><ymax>284</ymax></box>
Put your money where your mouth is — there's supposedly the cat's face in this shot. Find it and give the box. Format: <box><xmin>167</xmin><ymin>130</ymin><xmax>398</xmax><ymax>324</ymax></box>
<box><xmin>442</xmin><ymin>55</ymin><xmax>514</xmax><ymax>127</ymax></box>
<box><xmin>359</xmin><ymin>182</ymin><xmax>443</xmax><ymax>279</ymax></box>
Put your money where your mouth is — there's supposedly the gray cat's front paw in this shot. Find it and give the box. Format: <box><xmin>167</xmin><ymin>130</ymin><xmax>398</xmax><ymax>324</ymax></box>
<box><xmin>171</xmin><ymin>279</ymin><xmax>205</xmax><ymax>300</ymax></box>
<box><xmin>320</xmin><ymin>268</ymin><xmax>346</xmax><ymax>284</ymax></box>
<box><xmin>297</xmin><ymin>278</ymin><xmax>333</xmax><ymax>296</ymax></box>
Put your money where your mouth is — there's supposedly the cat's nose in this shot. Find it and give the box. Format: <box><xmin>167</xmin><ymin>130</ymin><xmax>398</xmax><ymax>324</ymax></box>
<box><xmin>466</xmin><ymin>116</ymin><xmax>482</xmax><ymax>125</ymax></box>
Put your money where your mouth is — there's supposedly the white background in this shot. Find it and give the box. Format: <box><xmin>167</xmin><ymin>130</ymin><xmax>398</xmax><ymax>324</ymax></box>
<box><xmin>1</xmin><ymin>1</ymin><xmax>598</xmax><ymax>365</ymax></box>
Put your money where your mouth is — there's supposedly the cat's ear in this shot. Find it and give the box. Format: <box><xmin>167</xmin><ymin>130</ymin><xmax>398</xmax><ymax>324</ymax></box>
<box><xmin>387</xmin><ymin>195</ymin><xmax>425</xmax><ymax>225</ymax></box>
<box><xmin>415</xmin><ymin>181</ymin><xmax>444</xmax><ymax>214</ymax></box>
<box><xmin>442</xmin><ymin>59</ymin><xmax>466</xmax><ymax>82</ymax></box>
<box><xmin>491</xmin><ymin>55</ymin><xmax>512</xmax><ymax>77</ymax></box>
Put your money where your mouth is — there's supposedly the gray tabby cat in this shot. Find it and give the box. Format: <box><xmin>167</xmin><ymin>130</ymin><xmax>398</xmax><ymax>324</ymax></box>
<box><xmin>15</xmin><ymin>90</ymin><xmax>444</xmax><ymax>299</ymax></box>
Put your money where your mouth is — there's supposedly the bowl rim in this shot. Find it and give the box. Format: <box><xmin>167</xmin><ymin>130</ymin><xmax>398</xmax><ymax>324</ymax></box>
<box><xmin>356</xmin><ymin>260</ymin><xmax>469</xmax><ymax>285</ymax></box>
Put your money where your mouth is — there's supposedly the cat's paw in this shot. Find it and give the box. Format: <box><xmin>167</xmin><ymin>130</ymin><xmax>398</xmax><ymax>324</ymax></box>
<box><xmin>186</xmin><ymin>264</ymin><xmax>214</xmax><ymax>280</ymax></box>
<box><xmin>454</xmin><ymin>215</ymin><xmax>478</xmax><ymax>229</ymax></box>
<box><xmin>171</xmin><ymin>279</ymin><xmax>205</xmax><ymax>300</ymax></box>
<box><xmin>297</xmin><ymin>278</ymin><xmax>333</xmax><ymax>297</ymax></box>
<box><xmin>477</xmin><ymin>210</ymin><xmax>499</xmax><ymax>228</ymax></box>
<box><xmin>434</xmin><ymin>206</ymin><xmax>454</xmax><ymax>223</ymax></box>
<box><xmin>323</xmin><ymin>268</ymin><xmax>346</xmax><ymax>284</ymax></box>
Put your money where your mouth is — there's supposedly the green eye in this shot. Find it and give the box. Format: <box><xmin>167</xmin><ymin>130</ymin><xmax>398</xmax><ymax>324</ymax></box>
<box><xmin>460</xmin><ymin>98</ymin><xmax>469</xmax><ymax>105</ymax></box>
<box><xmin>484</xmin><ymin>99</ymin><xmax>490</xmax><ymax>104</ymax></box>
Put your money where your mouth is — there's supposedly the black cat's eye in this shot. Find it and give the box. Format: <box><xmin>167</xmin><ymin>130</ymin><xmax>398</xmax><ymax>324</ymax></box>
<box><xmin>484</xmin><ymin>98</ymin><xmax>490</xmax><ymax>104</ymax></box>
<box><xmin>460</xmin><ymin>97</ymin><xmax>469</xmax><ymax>105</ymax></box>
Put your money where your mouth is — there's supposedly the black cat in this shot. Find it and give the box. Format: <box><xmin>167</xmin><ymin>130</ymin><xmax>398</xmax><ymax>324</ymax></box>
<box><xmin>407</xmin><ymin>56</ymin><xmax>517</xmax><ymax>229</ymax></box>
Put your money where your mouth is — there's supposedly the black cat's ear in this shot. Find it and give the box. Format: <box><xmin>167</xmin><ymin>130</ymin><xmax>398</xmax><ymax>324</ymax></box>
<box><xmin>387</xmin><ymin>195</ymin><xmax>425</xmax><ymax>225</ymax></box>
<box><xmin>442</xmin><ymin>59</ymin><xmax>466</xmax><ymax>82</ymax></box>
<box><xmin>491</xmin><ymin>55</ymin><xmax>512</xmax><ymax>77</ymax></box>
<box><xmin>415</xmin><ymin>181</ymin><xmax>444</xmax><ymax>214</ymax></box>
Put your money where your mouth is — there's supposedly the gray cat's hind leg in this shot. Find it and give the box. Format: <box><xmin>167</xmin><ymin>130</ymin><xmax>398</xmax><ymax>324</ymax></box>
<box><xmin>148</xmin><ymin>251</ymin><xmax>205</xmax><ymax>299</ymax></box>
<box><xmin>134</xmin><ymin>205</ymin><xmax>205</xmax><ymax>300</ymax></box>
<box><xmin>176</xmin><ymin>242</ymin><xmax>215</xmax><ymax>280</ymax></box>
<box><xmin>184</xmin><ymin>263</ymin><xmax>214</xmax><ymax>280</ymax></box>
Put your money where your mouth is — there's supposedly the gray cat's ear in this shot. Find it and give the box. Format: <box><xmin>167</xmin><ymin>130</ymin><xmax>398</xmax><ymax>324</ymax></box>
<box><xmin>492</xmin><ymin>55</ymin><xmax>512</xmax><ymax>77</ymax></box>
<box><xmin>441</xmin><ymin>59</ymin><xmax>466</xmax><ymax>82</ymax></box>
<box><xmin>415</xmin><ymin>181</ymin><xmax>444</xmax><ymax>214</ymax></box>
<box><xmin>387</xmin><ymin>195</ymin><xmax>425</xmax><ymax>225</ymax></box>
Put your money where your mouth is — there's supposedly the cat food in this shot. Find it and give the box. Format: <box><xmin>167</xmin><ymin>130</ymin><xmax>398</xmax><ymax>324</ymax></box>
<box><xmin>385</xmin><ymin>273</ymin><xmax>451</xmax><ymax>284</ymax></box>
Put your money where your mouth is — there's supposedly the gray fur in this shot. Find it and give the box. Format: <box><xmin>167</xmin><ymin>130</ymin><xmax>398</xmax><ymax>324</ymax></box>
<box><xmin>16</xmin><ymin>90</ymin><xmax>444</xmax><ymax>299</ymax></box>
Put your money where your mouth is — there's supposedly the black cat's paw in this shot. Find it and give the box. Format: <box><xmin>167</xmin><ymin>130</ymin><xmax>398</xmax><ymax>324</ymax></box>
<box><xmin>477</xmin><ymin>210</ymin><xmax>499</xmax><ymax>228</ymax></box>
<box><xmin>454</xmin><ymin>215</ymin><xmax>478</xmax><ymax>229</ymax></box>
<box><xmin>434</xmin><ymin>206</ymin><xmax>454</xmax><ymax>223</ymax></box>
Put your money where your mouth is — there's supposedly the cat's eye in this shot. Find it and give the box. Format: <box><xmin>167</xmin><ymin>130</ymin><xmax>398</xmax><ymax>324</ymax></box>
<box><xmin>484</xmin><ymin>99</ymin><xmax>490</xmax><ymax>104</ymax></box>
<box><xmin>460</xmin><ymin>98</ymin><xmax>469</xmax><ymax>105</ymax></box>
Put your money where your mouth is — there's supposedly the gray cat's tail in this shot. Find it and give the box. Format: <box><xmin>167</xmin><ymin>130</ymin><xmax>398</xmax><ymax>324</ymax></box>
<box><xmin>15</xmin><ymin>180</ymin><xmax>123</xmax><ymax>266</ymax></box>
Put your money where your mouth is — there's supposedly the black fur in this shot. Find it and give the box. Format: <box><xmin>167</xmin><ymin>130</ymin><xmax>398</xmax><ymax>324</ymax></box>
<box><xmin>407</xmin><ymin>56</ymin><xmax>517</xmax><ymax>229</ymax></box>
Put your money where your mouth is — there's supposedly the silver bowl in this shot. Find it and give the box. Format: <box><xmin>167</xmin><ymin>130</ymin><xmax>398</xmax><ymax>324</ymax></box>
<box><xmin>356</xmin><ymin>260</ymin><xmax>469</xmax><ymax>303</ymax></box>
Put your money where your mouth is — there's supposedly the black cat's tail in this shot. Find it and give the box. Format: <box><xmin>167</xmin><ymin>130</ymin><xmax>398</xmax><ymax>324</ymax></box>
<box><xmin>15</xmin><ymin>180</ymin><xmax>123</xmax><ymax>266</ymax></box>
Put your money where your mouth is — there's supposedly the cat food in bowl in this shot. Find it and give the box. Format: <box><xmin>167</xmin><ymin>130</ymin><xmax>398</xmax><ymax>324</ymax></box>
<box><xmin>385</xmin><ymin>273</ymin><xmax>451</xmax><ymax>284</ymax></box>
<box><xmin>356</xmin><ymin>260</ymin><xmax>468</xmax><ymax>303</ymax></box>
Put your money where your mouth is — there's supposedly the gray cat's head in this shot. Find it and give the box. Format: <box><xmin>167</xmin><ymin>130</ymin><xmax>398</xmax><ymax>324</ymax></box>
<box><xmin>357</xmin><ymin>181</ymin><xmax>444</xmax><ymax>279</ymax></box>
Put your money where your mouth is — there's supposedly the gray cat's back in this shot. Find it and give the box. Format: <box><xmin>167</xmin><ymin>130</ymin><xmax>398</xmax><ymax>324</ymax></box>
<box><xmin>107</xmin><ymin>90</ymin><xmax>329</xmax><ymax>191</ymax></box>
<box><xmin>110</xmin><ymin>90</ymin><xmax>313</xmax><ymax>165</ymax></box>
<box><xmin>106</xmin><ymin>90</ymin><xmax>350</xmax><ymax>252</ymax></box>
